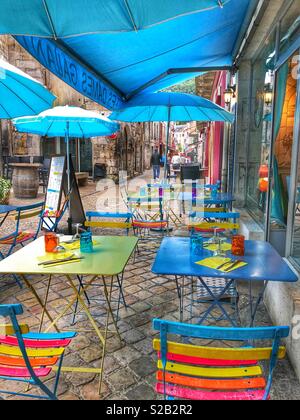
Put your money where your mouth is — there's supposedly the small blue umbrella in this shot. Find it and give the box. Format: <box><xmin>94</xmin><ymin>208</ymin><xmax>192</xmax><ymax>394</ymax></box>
<box><xmin>13</xmin><ymin>106</ymin><xmax>120</xmax><ymax>191</ymax></box>
<box><xmin>109</xmin><ymin>92</ymin><xmax>234</xmax><ymax>176</ymax></box>
<box><xmin>0</xmin><ymin>58</ymin><xmax>55</xmax><ymax>119</ymax></box>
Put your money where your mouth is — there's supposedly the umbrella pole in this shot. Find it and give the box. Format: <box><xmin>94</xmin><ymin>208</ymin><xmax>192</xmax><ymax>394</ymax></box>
<box><xmin>164</xmin><ymin>107</ymin><xmax>171</xmax><ymax>179</ymax></box>
<box><xmin>66</xmin><ymin>123</ymin><xmax>71</xmax><ymax>193</ymax></box>
<box><xmin>65</xmin><ymin>123</ymin><xmax>72</xmax><ymax>234</ymax></box>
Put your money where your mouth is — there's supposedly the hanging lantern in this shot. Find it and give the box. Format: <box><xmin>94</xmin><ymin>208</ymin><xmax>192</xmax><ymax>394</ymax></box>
<box><xmin>258</xmin><ymin>164</ymin><xmax>269</xmax><ymax>192</ymax></box>
<box><xmin>224</xmin><ymin>87</ymin><xmax>234</xmax><ymax>107</ymax></box>
<box><xmin>108</xmin><ymin>132</ymin><xmax>118</xmax><ymax>140</ymax></box>
<box><xmin>259</xmin><ymin>164</ymin><xmax>269</xmax><ymax>178</ymax></box>
<box><xmin>258</xmin><ymin>178</ymin><xmax>269</xmax><ymax>193</ymax></box>
<box><xmin>264</xmin><ymin>83</ymin><xmax>273</xmax><ymax>106</ymax></box>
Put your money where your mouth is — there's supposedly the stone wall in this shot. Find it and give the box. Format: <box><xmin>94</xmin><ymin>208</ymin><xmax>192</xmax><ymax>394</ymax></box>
<box><xmin>234</xmin><ymin>0</ymin><xmax>300</xmax><ymax>382</ymax></box>
<box><xmin>0</xmin><ymin>35</ymin><xmax>147</xmax><ymax>182</ymax></box>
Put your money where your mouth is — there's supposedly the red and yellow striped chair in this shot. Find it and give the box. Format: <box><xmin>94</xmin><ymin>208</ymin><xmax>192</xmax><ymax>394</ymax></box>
<box><xmin>0</xmin><ymin>304</ymin><xmax>76</xmax><ymax>400</ymax></box>
<box><xmin>153</xmin><ymin>319</ymin><xmax>289</xmax><ymax>401</ymax></box>
<box><xmin>188</xmin><ymin>212</ymin><xmax>240</xmax><ymax>235</ymax></box>
<box><xmin>0</xmin><ymin>202</ymin><xmax>44</xmax><ymax>259</ymax></box>
<box><xmin>0</xmin><ymin>203</ymin><xmax>44</xmax><ymax>288</ymax></box>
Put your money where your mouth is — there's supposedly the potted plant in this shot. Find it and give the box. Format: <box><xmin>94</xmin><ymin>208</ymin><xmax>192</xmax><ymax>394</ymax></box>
<box><xmin>0</xmin><ymin>178</ymin><xmax>12</xmax><ymax>205</ymax></box>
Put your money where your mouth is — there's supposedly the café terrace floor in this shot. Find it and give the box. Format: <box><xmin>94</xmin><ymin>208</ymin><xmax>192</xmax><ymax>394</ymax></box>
<box><xmin>0</xmin><ymin>172</ymin><xmax>300</xmax><ymax>400</ymax></box>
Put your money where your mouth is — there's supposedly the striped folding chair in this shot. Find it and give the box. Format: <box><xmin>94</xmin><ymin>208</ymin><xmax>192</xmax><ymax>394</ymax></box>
<box><xmin>69</xmin><ymin>211</ymin><xmax>134</xmax><ymax>324</ymax></box>
<box><xmin>0</xmin><ymin>202</ymin><xmax>44</xmax><ymax>288</ymax></box>
<box><xmin>188</xmin><ymin>212</ymin><xmax>240</xmax><ymax>236</ymax></box>
<box><xmin>186</xmin><ymin>212</ymin><xmax>241</xmax><ymax>324</ymax></box>
<box><xmin>0</xmin><ymin>304</ymin><xmax>76</xmax><ymax>400</ymax></box>
<box><xmin>153</xmin><ymin>319</ymin><xmax>289</xmax><ymax>401</ymax></box>
<box><xmin>85</xmin><ymin>211</ymin><xmax>133</xmax><ymax>235</ymax></box>
<box><xmin>0</xmin><ymin>202</ymin><xmax>44</xmax><ymax>258</ymax></box>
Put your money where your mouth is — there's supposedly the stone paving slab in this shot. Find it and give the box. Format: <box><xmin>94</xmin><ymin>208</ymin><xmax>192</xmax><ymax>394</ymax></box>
<box><xmin>0</xmin><ymin>176</ymin><xmax>299</xmax><ymax>400</ymax></box>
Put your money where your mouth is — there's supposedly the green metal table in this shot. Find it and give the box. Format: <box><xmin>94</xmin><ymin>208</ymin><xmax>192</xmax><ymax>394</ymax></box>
<box><xmin>0</xmin><ymin>235</ymin><xmax>138</xmax><ymax>393</ymax></box>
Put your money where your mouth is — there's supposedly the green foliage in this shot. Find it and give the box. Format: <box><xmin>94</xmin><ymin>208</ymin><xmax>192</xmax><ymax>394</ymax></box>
<box><xmin>162</xmin><ymin>79</ymin><xmax>196</xmax><ymax>95</ymax></box>
<box><xmin>0</xmin><ymin>178</ymin><xmax>11</xmax><ymax>202</ymax></box>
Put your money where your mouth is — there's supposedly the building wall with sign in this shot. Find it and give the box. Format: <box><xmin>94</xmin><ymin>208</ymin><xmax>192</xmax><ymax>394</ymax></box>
<box><xmin>233</xmin><ymin>0</ymin><xmax>300</xmax><ymax>380</ymax></box>
<box><xmin>0</xmin><ymin>35</ymin><xmax>148</xmax><ymax>181</ymax></box>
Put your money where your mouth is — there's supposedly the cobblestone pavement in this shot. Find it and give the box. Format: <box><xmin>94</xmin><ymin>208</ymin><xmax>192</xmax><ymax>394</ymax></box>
<box><xmin>0</xmin><ymin>172</ymin><xmax>299</xmax><ymax>400</ymax></box>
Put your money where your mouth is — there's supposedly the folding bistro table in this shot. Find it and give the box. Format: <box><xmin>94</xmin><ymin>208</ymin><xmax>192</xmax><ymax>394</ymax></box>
<box><xmin>152</xmin><ymin>237</ymin><xmax>298</xmax><ymax>326</ymax></box>
<box><xmin>0</xmin><ymin>235</ymin><xmax>138</xmax><ymax>393</ymax></box>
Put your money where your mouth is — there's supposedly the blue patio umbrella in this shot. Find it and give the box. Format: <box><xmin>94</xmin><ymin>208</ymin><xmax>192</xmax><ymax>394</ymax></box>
<box><xmin>109</xmin><ymin>92</ymin><xmax>234</xmax><ymax>177</ymax></box>
<box><xmin>13</xmin><ymin>106</ymin><xmax>120</xmax><ymax>192</ymax></box>
<box><xmin>0</xmin><ymin>58</ymin><xmax>55</xmax><ymax>119</ymax></box>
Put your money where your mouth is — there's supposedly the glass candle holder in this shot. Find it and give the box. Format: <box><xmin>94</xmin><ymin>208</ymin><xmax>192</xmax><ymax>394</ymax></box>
<box><xmin>211</xmin><ymin>186</ymin><xmax>218</xmax><ymax>198</ymax></box>
<box><xmin>44</xmin><ymin>232</ymin><xmax>59</xmax><ymax>253</ymax></box>
<box><xmin>80</xmin><ymin>231</ymin><xmax>93</xmax><ymax>253</ymax></box>
<box><xmin>231</xmin><ymin>235</ymin><xmax>245</xmax><ymax>256</ymax></box>
<box><xmin>213</xmin><ymin>237</ymin><xmax>227</xmax><ymax>257</ymax></box>
<box><xmin>190</xmin><ymin>233</ymin><xmax>203</xmax><ymax>255</ymax></box>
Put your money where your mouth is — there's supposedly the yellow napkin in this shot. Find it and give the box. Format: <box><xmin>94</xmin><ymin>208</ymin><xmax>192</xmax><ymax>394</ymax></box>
<box><xmin>203</xmin><ymin>242</ymin><xmax>232</xmax><ymax>252</ymax></box>
<box><xmin>60</xmin><ymin>241</ymin><xmax>80</xmax><ymax>250</ymax></box>
<box><xmin>196</xmin><ymin>257</ymin><xmax>248</xmax><ymax>272</ymax></box>
<box><xmin>60</xmin><ymin>240</ymin><xmax>99</xmax><ymax>251</ymax></box>
<box><xmin>37</xmin><ymin>252</ymin><xmax>74</xmax><ymax>264</ymax></box>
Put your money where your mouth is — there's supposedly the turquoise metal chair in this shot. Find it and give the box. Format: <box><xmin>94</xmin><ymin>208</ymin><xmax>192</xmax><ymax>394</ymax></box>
<box><xmin>188</xmin><ymin>212</ymin><xmax>240</xmax><ymax>235</ymax></box>
<box><xmin>0</xmin><ymin>304</ymin><xmax>76</xmax><ymax>400</ymax></box>
<box><xmin>0</xmin><ymin>202</ymin><xmax>44</xmax><ymax>259</ymax></box>
<box><xmin>0</xmin><ymin>202</ymin><xmax>44</xmax><ymax>288</ymax></box>
<box><xmin>153</xmin><ymin>319</ymin><xmax>289</xmax><ymax>401</ymax></box>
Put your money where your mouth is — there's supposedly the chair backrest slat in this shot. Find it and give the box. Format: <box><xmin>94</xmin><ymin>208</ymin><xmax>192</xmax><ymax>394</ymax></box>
<box><xmin>0</xmin><ymin>304</ymin><xmax>23</xmax><ymax>317</ymax></box>
<box><xmin>153</xmin><ymin>319</ymin><xmax>290</xmax><ymax>341</ymax></box>
<box><xmin>153</xmin><ymin>339</ymin><xmax>287</xmax><ymax>361</ymax></box>
<box><xmin>0</xmin><ymin>324</ymin><xmax>29</xmax><ymax>335</ymax></box>
<box><xmin>85</xmin><ymin>221</ymin><xmax>132</xmax><ymax>229</ymax></box>
<box><xmin>153</xmin><ymin>319</ymin><xmax>289</xmax><ymax>401</ymax></box>
<box><xmin>16</xmin><ymin>209</ymin><xmax>43</xmax><ymax>220</ymax></box>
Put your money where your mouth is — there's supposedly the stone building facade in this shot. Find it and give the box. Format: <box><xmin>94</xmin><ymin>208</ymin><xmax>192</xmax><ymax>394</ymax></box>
<box><xmin>0</xmin><ymin>35</ymin><xmax>149</xmax><ymax>182</ymax></box>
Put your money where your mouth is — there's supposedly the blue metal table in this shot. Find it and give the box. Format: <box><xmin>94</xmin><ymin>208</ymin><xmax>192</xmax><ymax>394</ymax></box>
<box><xmin>152</xmin><ymin>237</ymin><xmax>298</xmax><ymax>325</ymax></box>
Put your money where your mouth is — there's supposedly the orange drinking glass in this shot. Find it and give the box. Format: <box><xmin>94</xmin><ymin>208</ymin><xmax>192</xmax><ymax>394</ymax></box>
<box><xmin>44</xmin><ymin>232</ymin><xmax>59</xmax><ymax>253</ymax></box>
<box><xmin>231</xmin><ymin>235</ymin><xmax>245</xmax><ymax>256</ymax></box>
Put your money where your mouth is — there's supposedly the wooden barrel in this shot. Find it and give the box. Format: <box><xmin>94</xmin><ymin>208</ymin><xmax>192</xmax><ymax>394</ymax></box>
<box><xmin>12</xmin><ymin>166</ymin><xmax>39</xmax><ymax>199</ymax></box>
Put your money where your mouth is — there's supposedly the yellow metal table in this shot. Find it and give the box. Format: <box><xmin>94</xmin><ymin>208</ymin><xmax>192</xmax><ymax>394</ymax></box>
<box><xmin>0</xmin><ymin>235</ymin><xmax>138</xmax><ymax>393</ymax></box>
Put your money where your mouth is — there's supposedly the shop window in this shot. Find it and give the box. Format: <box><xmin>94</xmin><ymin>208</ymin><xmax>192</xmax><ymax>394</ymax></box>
<box><xmin>245</xmin><ymin>32</ymin><xmax>276</xmax><ymax>225</ymax></box>
<box><xmin>279</xmin><ymin>0</ymin><xmax>300</xmax><ymax>56</ymax></box>
<box><xmin>268</xmin><ymin>55</ymin><xmax>298</xmax><ymax>256</ymax></box>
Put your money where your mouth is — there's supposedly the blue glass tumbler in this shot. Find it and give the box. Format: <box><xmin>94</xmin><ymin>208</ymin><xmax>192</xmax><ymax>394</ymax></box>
<box><xmin>80</xmin><ymin>231</ymin><xmax>93</xmax><ymax>253</ymax></box>
<box><xmin>190</xmin><ymin>233</ymin><xmax>203</xmax><ymax>255</ymax></box>
<box><xmin>211</xmin><ymin>186</ymin><xmax>218</xmax><ymax>198</ymax></box>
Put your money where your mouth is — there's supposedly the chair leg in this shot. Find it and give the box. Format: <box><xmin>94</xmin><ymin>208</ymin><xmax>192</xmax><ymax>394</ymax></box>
<box><xmin>116</xmin><ymin>273</ymin><xmax>127</xmax><ymax>321</ymax></box>
<box><xmin>53</xmin><ymin>353</ymin><xmax>64</xmax><ymax>397</ymax></box>
<box><xmin>72</xmin><ymin>276</ymin><xmax>90</xmax><ymax>325</ymax></box>
<box><xmin>13</xmin><ymin>274</ymin><xmax>23</xmax><ymax>289</ymax></box>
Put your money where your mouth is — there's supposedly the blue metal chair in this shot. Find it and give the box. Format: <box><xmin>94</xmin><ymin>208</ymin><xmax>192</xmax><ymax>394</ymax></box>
<box><xmin>153</xmin><ymin>318</ymin><xmax>289</xmax><ymax>400</ymax></box>
<box><xmin>0</xmin><ymin>202</ymin><xmax>44</xmax><ymax>259</ymax></box>
<box><xmin>188</xmin><ymin>212</ymin><xmax>240</xmax><ymax>235</ymax></box>
<box><xmin>0</xmin><ymin>202</ymin><xmax>44</xmax><ymax>288</ymax></box>
<box><xmin>186</xmin><ymin>211</ymin><xmax>241</xmax><ymax>325</ymax></box>
<box><xmin>0</xmin><ymin>304</ymin><xmax>76</xmax><ymax>400</ymax></box>
<box><xmin>85</xmin><ymin>211</ymin><xmax>133</xmax><ymax>235</ymax></box>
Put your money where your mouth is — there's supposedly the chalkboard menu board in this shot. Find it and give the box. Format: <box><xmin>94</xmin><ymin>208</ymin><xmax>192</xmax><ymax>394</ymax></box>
<box><xmin>44</xmin><ymin>156</ymin><xmax>65</xmax><ymax>217</ymax></box>
<box><xmin>43</xmin><ymin>155</ymin><xmax>86</xmax><ymax>231</ymax></box>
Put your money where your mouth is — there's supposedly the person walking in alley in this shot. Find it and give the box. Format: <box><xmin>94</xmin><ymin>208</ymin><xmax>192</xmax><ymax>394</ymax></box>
<box><xmin>151</xmin><ymin>147</ymin><xmax>161</xmax><ymax>180</ymax></box>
